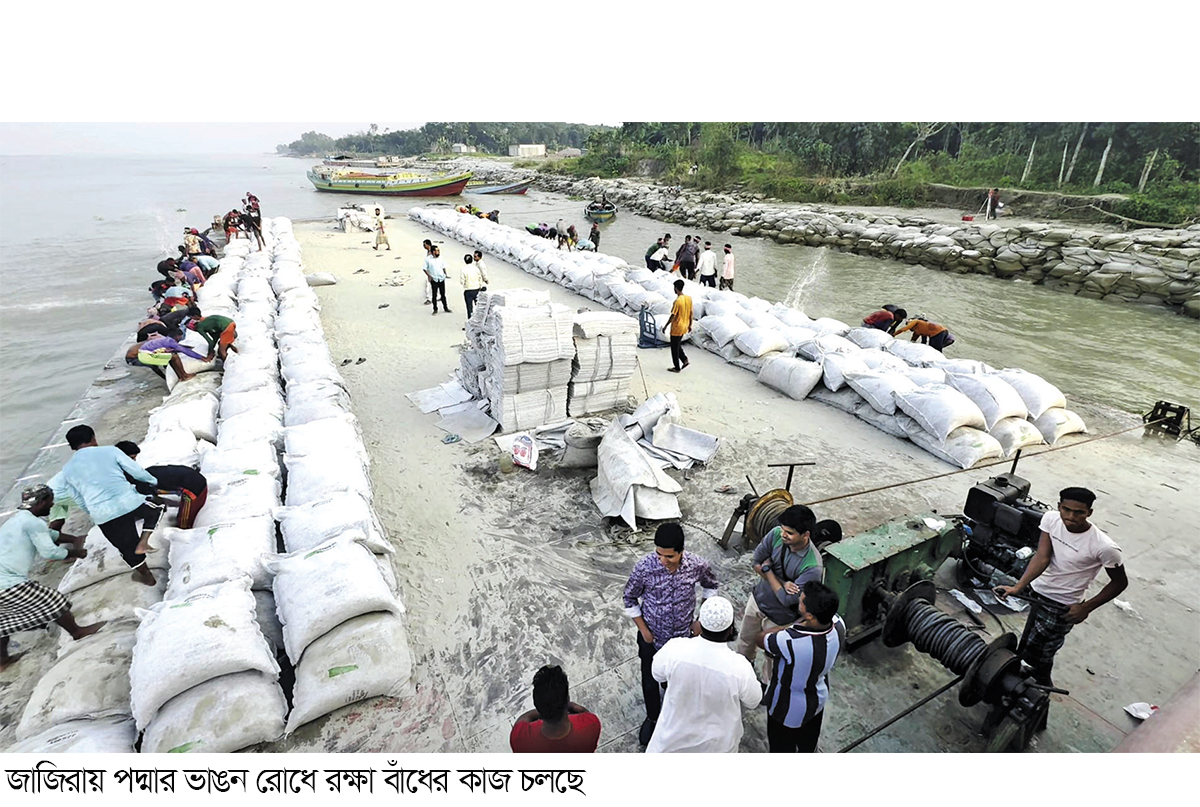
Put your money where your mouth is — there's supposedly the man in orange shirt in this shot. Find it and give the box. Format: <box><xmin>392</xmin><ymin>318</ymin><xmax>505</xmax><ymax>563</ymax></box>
<box><xmin>661</xmin><ymin>278</ymin><xmax>693</xmax><ymax>373</ymax></box>
<box><xmin>893</xmin><ymin>315</ymin><xmax>954</xmax><ymax>352</ymax></box>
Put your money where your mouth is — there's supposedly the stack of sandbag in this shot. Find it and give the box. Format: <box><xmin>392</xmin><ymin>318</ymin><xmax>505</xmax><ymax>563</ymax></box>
<box><xmin>130</xmin><ymin>576</ymin><xmax>285</xmax><ymax>753</ymax></box>
<box><xmin>468</xmin><ymin>290</ymin><xmax>574</xmax><ymax>432</ymax></box>
<box><xmin>569</xmin><ymin>311</ymin><xmax>638</xmax><ymax>416</ymax></box>
<box><xmin>264</xmin><ymin>534</ymin><xmax>412</xmax><ymax>734</ymax></box>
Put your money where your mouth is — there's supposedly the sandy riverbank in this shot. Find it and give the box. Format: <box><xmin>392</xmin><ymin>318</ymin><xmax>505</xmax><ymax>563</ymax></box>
<box><xmin>278</xmin><ymin>214</ymin><xmax>1200</xmax><ymax>753</ymax></box>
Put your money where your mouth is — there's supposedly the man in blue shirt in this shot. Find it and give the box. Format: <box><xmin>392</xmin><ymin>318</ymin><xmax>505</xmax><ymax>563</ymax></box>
<box><xmin>0</xmin><ymin>485</ymin><xmax>102</xmax><ymax>670</ymax></box>
<box><xmin>757</xmin><ymin>581</ymin><xmax>846</xmax><ymax>753</ymax></box>
<box><xmin>56</xmin><ymin>425</ymin><xmax>164</xmax><ymax>587</ymax></box>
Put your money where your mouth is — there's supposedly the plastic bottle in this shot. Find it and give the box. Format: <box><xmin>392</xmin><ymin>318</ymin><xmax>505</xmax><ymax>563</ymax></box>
<box><xmin>499</xmin><ymin>451</ymin><xmax>514</xmax><ymax>474</ymax></box>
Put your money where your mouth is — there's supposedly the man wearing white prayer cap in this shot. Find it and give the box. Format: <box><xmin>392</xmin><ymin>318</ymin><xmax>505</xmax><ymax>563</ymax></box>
<box><xmin>645</xmin><ymin>595</ymin><xmax>762</xmax><ymax>753</ymax></box>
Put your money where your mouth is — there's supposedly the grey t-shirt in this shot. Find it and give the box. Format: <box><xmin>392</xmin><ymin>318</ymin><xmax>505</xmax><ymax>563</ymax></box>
<box><xmin>751</xmin><ymin>526</ymin><xmax>824</xmax><ymax>624</ymax></box>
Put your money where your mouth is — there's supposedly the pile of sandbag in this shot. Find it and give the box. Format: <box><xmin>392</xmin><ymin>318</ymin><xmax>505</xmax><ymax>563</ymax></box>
<box><xmin>461</xmin><ymin>288</ymin><xmax>573</xmax><ymax>432</ymax></box>
<box><xmin>569</xmin><ymin>311</ymin><xmax>638</xmax><ymax>416</ymax></box>
<box><xmin>408</xmin><ymin>207</ymin><xmax>1087</xmax><ymax>469</ymax></box>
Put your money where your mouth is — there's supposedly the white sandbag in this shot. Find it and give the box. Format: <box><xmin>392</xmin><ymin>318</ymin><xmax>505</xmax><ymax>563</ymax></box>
<box><xmin>734</xmin><ymin>328</ymin><xmax>792</xmax><ymax>358</ymax></box>
<box><xmin>844</xmin><ymin>370</ymin><xmax>918</xmax><ymax>415</ymax></box>
<box><xmin>130</xmin><ymin>576</ymin><xmax>280</xmax><ymax>730</ymax></box>
<box><xmin>59</xmin><ymin>572</ymin><xmax>165</xmax><ymax>627</ymax></box>
<box><xmin>822</xmin><ymin>351</ymin><xmax>871</xmax><ymax>392</ymax></box>
<box><xmin>285</xmin><ymin>612</ymin><xmax>414</xmax><ymax>734</ymax></box>
<box><xmin>932</xmin><ymin>358</ymin><xmax>994</xmax><ymax>375</ymax></box>
<box><xmin>217</xmin><ymin>410</ymin><xmax>285</xmax><ymax>450</ymax></box>
<box><xmin>16</xmin><ymin>624</ymin><xmax>137</xmax><ymax>740</ymax></box>
<box><xmin>702</xmin><ymin>300</ymin><xmax>742</xmax><ymax>319</ymax></box>
<box><xmin>265</xmin><ymin>535</ymin><xmax>404</xmax><ymax>665</ymax></box>
<box><xmin>770</xmin><ymin>304</ymin><xmax>813</xmax><ymax>328</ymax></box>
<box><xmin>141</xmin><ymin>671</ymin><xmax>287</xmax><ymax>753</ymax></box>
<box><xmin>161</xmin><ymin>518</ymin><xmax>276</xmax><ymax>599</ymax></box>
<box><xmin>780</xmin><ymin>326</ymin><xmax>820</xmax><ymax>348</ymax></box>
<box><xmin>137</xmin><ymin>425</ymin><xmax>202</xmax><ymax>468</ymax></box>
<box><xmin>756</xmin><ymin>356</ymin><xmax>824</xmax><ymax>401</ymax></box>
<box><xmin>946</xmin><ymin>372</ymin><xmax>1029</xmax><ymax>430</ymax></box>
<box><xmin>220</xmin><ymin>386</ymin><xmax>285</xmax><ymax>421</ymax></box>
<box><xmin>859</xmin><ymin>350</ymin><xmax>910</xmax><ymax>373</ymax></box>
<box><xmin>795</xmin><ymin>334</ymin><xmax>859</xmax><ymax>361</ymax></box>
<box><xmin>908</xmin><ymin>426</ymin><xmax>1004</xmax><ymax>469</ymax></box>
<box><xmin>696</xmin><ymin>315</ymin><xmax>750</xmax><ymax>348</ymax></box>
<box><xmin>807</xmin><ymin>386</ymin><xmax>867</xmax><ymax>415</ymax></box>
<box><xmin>276</xmin><ymin>494</ymin><xmax>391</xmax><ymax>555</ymax></box>
<box><xmin>989</xmin><ymin>417</ymin><xmax>1047</xmax><ymax>456</ymax></box>
<box><xmin>886</xmin><ymin>340</ymin><xmax>946</xmax><ymax>366</ymax></box>
<box><xmin>283</xmin><ymin>451</ymin><xmax>372</xmax><ymax>507</ymax></box>
<box><xmin>284</xmin><ymin>391</ymin><xmax>354</xmax><ymax>427</ymax></box>
<box><xmin>284</xmin><ymin>413</ymin><xmax>368</xmax><ymax>466</ymax></box>
<box><xmin>992</xmin><ymin>368</ymin><xmax>1068</xmax><ymax>420</ymax></box>
<box><xmin>590</xmin><ymin>417</ymin><xmax>682</xmax><ymax>527</ymax></box>
<box><xmin>199</xmin><ymin>443</ymin><xmax>280</xmax><ymax>479</ymax></box>
<box><xmin>195</xmin><ymin>472</ymin><xmax>281</xmax><ymax>524</ymax></box>
<box><xmin>854</xmin><ymin>405</ymin><xmax>919</xmax><ymax>439</ymax></box>
<box><xmin>57</xmin><ymin>526</ymin><xmax>169</xmax><ymax>595</ymax></box>
<box><xmin>736</xmin><ymin>310</ymin><xmax>784</xmax><ymax>330</ymax></box>
<box><xmin>808</xmin><ymin>317</ymin><xmax>851</xmax><ymax>337</ymax></box>
<box><xmin>147</xmin><ymin>392</ymin><xmax>219</xmax><ymax>444</ymax></box>
<box><xmin>305</xmin><ymin>272</ymin><xmax>337</xmax><ymax>286</ymax></box>
<box><xmin>1031</xmin><ymin>407</ymin><xmax>1088</xmax><ymax>444</ymax></box>
<box><xmin>894</xmin><ymin>384</ymin><xmax>988</xmax><ymax>441</ymax></box>
<box><xmin>896</xmin><ymin>365</ymin><xmax>948</xmax><ymax>386</ymax></box>
<box><xmin>846</xmin><ymin>327</ymin><xmax>895</xmax><ymax>350</ymax></box>
<box><xmin>4</xmin><ymin>717</ymin><xmax>137</xmax><ymax>753</ymax></box>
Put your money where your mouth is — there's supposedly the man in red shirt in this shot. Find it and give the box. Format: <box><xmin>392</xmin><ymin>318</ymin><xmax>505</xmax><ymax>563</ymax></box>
<box><xmin>510</xmin><ymin>665</ymin><xmax>601</xmax><ymax>753</ymax></box>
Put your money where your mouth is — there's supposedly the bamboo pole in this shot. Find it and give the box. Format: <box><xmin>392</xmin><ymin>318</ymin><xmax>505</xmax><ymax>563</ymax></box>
<box><xmin>1021</xmin><ymin>136</ymin><xmax>1038</xmax><ymax>184</ymax></box>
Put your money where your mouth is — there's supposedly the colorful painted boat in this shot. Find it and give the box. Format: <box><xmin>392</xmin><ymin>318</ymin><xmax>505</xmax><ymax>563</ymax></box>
<box><xmin>583</xmin><ymin>202</ymin><xmax>617</xmax><ymax>223</ymax></box>
<box><xmin>307</xmin><ymin>166</ymin><xmax>472</xmax><ymax>196</ymax></box>
<box><xmin>465</xmin><ymin>179</ymin><xmax>533</xmax><ymax>195</ymax></box>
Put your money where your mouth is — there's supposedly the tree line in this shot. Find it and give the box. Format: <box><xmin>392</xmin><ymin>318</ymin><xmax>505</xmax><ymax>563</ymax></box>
<box><xmin>567</xmin><ymin>123</ymin><xmax>1199</xmax><ymax>224</ymax></box>
<box><xmin>277</xmin><ymin>122</ymin><xmax>612</xmax><ymax>157</ymax></box>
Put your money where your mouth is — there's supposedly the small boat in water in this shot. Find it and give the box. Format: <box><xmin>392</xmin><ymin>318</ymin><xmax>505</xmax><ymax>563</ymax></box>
<box><xmin>307</xmin><ymin>166</ymin><xmax>472</xmax><ymax>196</ymax></box>
<box><xmin>465</xmin><ymin>179</ymin><xmax>533</xmax><ymax>195</ymax></box>
<box><xmin>584</xmin><ymin>200</ymin><xmax>617</xmax><ymax>222</ymax></box>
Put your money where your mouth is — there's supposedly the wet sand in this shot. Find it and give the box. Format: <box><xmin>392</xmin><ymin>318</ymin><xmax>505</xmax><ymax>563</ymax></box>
<box><xmin>275</xmin><ymin>215</ymin><xmax>1200</xmax><ymax>753</ymax></box>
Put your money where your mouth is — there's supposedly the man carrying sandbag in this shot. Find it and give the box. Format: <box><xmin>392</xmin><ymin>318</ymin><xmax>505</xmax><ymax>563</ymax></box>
<box><xmin>116</xmin><ymin>442</ymin><xmax>209</xmax><ymax>530</ymax></box>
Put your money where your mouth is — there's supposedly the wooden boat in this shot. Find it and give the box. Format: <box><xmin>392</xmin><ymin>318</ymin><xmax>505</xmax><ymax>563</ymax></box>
<box><xmin>307</xmin><ymin>166</ymin><xmax>472</xmax><ymax>196</ymax></box>
<box><xmin>584</xmin><ymin>201</ymin><xmax>617</xmax><ymax>222</ymax></box>
<box><xmin>466</xmin><ymin>179</ymin><xmax>533</xmax><ymax>195</ymax></box>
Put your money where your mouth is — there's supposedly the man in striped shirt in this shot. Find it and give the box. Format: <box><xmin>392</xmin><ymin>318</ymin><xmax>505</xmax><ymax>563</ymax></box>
<box><xmin>757</xmin><ymin>581</ymin><xmax>845</xmax><ymax>753</ymax></box>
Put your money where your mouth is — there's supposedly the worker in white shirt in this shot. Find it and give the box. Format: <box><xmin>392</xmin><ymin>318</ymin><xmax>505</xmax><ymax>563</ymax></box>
<box><xmin>460</xmin><ymin>253</ymin><xmax>489</xmax><ymax>320</ymax></box>
<box><xmin>646</xmin><ymin>596</ymin><xmax>761</xmax><ymax>753</ymax></box>
<box><xmin>696</xmin><ymin>241</ymin><xmax>718</xmax><ymax>288</ymax></box>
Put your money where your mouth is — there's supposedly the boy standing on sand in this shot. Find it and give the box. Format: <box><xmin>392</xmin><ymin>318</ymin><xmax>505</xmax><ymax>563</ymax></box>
<box><xmin>662</xmin><ymin>278</ymin><xmax>693</xmax><ymax>373</ymax></box>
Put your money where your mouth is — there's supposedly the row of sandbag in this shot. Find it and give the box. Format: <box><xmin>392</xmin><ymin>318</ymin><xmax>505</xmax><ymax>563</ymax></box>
<box><xmin>125</xmin><ymin>229</ymin><xmax>288</xmax><ymax>753</ymax></box>
<box><xmin>7</xmin><ymin>241</ymin><xmax>264</xmax><ymax>752</ymax></box>
<box><xmin>266</xmin><ymin>220</ymin><xmax>414</xmax><ymax>740</ymax></box>
<box><xmin>409</xmin><ymin>208</ymin><xmax>1087</xmax><ymax>469</ymax></box>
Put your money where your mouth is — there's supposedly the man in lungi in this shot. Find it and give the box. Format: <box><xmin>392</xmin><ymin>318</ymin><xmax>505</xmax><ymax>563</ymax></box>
<box><xmin>0</xmin><ymin>485</ymin><xmax>103</xmax><ymax>670</ymax></box>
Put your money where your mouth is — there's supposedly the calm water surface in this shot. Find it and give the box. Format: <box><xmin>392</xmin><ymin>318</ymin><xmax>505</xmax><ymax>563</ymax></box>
<box><xmin>2</xmin><ymin>155</ymin><xmax>1197</xmax><ymax>489</ymax></box>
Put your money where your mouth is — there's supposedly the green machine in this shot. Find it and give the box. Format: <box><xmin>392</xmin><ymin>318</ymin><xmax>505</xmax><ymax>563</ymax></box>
<box><xmin>823</xmin><ymin>513</ymin><xmax>961</xmax><ymax>646</ymax></box>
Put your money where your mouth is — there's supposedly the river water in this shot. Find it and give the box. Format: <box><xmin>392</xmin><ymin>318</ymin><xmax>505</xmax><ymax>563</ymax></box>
<box><xmin>2</xmin><ymin>154</ymin><xmax>1197</xmax><ymax>489</ymax></box>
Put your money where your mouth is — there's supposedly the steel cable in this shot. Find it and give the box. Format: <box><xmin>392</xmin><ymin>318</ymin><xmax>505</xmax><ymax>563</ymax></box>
<box><xmin>898</xmin><ymin>599</ymin><xmax>987</xmax><ymax>675</ymax></box>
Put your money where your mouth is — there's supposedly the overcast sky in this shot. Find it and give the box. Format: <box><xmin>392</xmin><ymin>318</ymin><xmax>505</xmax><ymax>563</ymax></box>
<box><xmin>0</xmin><ymin>123</ymin><xmax>427</xmax><ymax>156</ymax></box>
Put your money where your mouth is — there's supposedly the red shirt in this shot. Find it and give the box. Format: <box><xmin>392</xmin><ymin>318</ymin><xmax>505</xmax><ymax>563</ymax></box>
<box><xmin>509</xmin><ymin>713</ymin><xmax>601</xmax><ymax>753</ymax></box>
<box><xmin>863</xmin><ymin>310</ymin><xmax>894</xmax><ymax>327</ymax></box>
